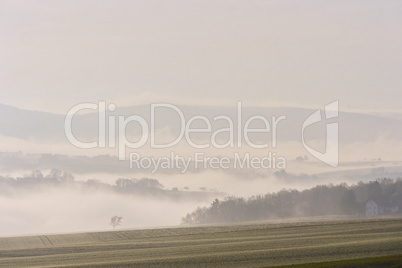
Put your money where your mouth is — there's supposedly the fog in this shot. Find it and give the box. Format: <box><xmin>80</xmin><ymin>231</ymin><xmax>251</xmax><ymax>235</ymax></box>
<box><xmin>1</xmin><ymin>0</ymin><xmax>402</xmax><ymax>237</ymax></box>
<box><xmin>0</xmin><ymin>173</ymin><xmax>217</xmax><ymax>236</ymax></box>
<box><xmin>1</xmin><ymin>154</ymin><xmax>401</xmax><ymax>237</ymax></box>
<box><xmin>2</xmin><ymin>1</ymin><xmax>402</xmax><ymax>113</ymax></box>
<box><xmin>0</xmin><ymin>188</ymin><xmax>208</xmax><ymax>236</ymax></box>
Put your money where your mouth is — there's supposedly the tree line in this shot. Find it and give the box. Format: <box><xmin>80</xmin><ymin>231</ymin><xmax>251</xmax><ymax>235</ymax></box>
<box><xmin>182</xmin><ymin>178</ymin><xmax>402</xmax><ymax>224</ymax></box>
<box><xmin>0</xmin><ymin>169</ymin><xmax>220</xmax><ymax>201</ymax></box>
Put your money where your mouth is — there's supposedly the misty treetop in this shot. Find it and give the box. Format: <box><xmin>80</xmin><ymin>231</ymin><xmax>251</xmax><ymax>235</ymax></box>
<box><xmin>0</xmin><ymin>169</ymin><xmax>75</xmax><ymax>188</ymax></box>
<box><xmin>182</xmin><ymin>178</ymin><xmax>402</xmax><ymax>225</ymax></box>
<box><xmin>0</xmin><ymin>169</ymin><xmax>220</xmax><ymax>201</ymax></box>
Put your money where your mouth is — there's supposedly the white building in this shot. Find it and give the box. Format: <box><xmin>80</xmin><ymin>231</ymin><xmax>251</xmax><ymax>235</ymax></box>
<box><xmin>366</xmin><ymin>199</ymin><xmax>383</xmax><ymax>215</ymax></box>
<box><xmin>366</xmin><ymin>197</ymin><xmax>400</xmax><ymax>216</ymax></box>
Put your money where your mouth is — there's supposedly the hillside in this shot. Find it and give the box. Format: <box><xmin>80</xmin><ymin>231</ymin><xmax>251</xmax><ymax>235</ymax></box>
<box><xmin>1</xmin><ymin>103</ymin><xmax>401</xmax><ymax>144</ymax></box>
<box><xmin>0</xmin><ymin>218</ymin><xmax>401</xmax><ymax>267</ymax></box>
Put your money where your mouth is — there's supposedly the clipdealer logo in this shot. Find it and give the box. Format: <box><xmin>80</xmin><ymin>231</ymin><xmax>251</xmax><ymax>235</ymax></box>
<box><xmin>302</xmin><ymin>101</ymin><xmax>339</xmax><ymax>167</ymax></box>
<box><xmin>64</xmin><ymin>101</ymin><xmax>339</xmax><ymax>171</ymax></box>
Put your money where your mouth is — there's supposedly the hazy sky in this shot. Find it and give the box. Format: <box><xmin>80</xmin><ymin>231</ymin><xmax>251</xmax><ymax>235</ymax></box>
<box><xmin>1</xmin><ymin>0</ymin><xmax>401</xmax><ymax>113</ymax></box>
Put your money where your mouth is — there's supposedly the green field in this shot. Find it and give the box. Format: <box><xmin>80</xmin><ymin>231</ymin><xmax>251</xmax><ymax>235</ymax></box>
<box><xmin>0</xmin><ymin>218</ymin><xmax>401</xmax><ymax>267</ymax></box>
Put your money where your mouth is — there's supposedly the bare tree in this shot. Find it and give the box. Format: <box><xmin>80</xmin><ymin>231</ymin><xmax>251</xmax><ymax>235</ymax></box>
<box><xmin>110</xmin><ymin>216</ymin><xmax>122</xmax><ymax>230</ymax></box>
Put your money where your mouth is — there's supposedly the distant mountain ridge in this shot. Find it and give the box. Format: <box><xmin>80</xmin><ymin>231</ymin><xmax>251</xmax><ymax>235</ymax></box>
<box><xmin>0</xmin><ymin>102</ymin><xmax>401</xmax><ymax>144</ymax></box>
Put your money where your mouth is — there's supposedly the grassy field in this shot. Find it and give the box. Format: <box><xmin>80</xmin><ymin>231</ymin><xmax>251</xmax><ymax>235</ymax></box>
<box><xmin>0</xmin><ymin>218</ymin><xmax>401</xmax><ymax>267</ymax></box>
<box><xmin>272</xmin><ymin>254</ymin><xmax>402</xmax><ymax>267</ymax></box>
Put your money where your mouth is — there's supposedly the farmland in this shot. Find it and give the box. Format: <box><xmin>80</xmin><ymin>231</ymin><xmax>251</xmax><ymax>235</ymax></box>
<box><xmin>0</xmin><ymin>218</ymin><xmax>401</xmax><ymax>267</ymax></box>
